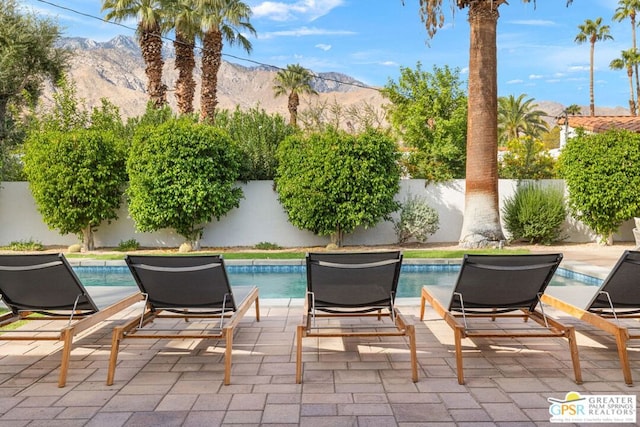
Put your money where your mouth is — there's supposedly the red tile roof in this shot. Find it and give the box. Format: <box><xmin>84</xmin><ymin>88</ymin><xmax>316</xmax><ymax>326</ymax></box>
<box><xmin>558</xmin><ymin>116</ymin><xmax>640</xmax><ymax>133</ymax></box>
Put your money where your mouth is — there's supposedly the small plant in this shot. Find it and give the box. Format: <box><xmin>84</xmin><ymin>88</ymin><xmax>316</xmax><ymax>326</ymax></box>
<box><xmin>502</xmin><ymin>183</ymin><xmax>567</xmax><ymax>245</ymax></box>
<box><xmin>394</xmin><ymin>195</ymin><xmax>439</xmax><ymax>244</ymax></box>
<box><xmin>117</xmin><ymin>239</ymin><xmax>140</xmax><ymax>251</ymax></box>
<box><xmin>254</xmin><ymin>241</ymin><xmax>282</xmax><ymax>250</ymax></box>
<box><xmin>7</xmin><ymin>239</ymin><xmax>44</xmax><ymax>251</ymax></box>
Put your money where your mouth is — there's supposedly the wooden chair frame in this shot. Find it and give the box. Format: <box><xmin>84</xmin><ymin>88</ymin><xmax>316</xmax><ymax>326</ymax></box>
<box><xmin>107</xmin><ymin>255</ymin><xmax>260</xmax><ymax>386</ymax></box>
<box><xmin>419</xmin><ymin>253</ymin><xmax>582</xmax><ymax>385</ymax></box>
<box><xmin>0</xmin><ymin>253</ymin><xmax>142</xmax><ymax>388</ymax></box>
<box><xmin>296</xmin><ymin>252</ymin><xmax>417</xmax><ymax>384</ymax></box>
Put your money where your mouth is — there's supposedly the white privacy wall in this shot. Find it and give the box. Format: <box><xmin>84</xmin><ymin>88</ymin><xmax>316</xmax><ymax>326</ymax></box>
<box><xmin>0</xmin><ymin>180</ymin><xmax>633</xmax><ymax>248</ymax></box>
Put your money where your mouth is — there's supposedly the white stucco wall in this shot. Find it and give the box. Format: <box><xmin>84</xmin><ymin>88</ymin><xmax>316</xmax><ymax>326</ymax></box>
<box><xmin>0</xmin><ymin>180</ymin><xmax>631</xmax><ymax>248</ymax></box>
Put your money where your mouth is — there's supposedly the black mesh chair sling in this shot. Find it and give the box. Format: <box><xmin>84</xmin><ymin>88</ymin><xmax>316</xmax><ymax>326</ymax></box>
<box><xmin>542</xmin><ymin>250</ymin><xmax>640</xmax><ymax>384</ymax></box>
<box><xmin>107</xmin><ymin>255</ymin><xmax>259</xmax><ymax>386</ymax></box>
<box><xmin>296</xmin><ymin>251</ymin><xmax>417</xmax><ymax>383</ymax></box>
<box><xmin>420</xmin><ymin>253</ymin><xmax>582</xmax><ymax>385</ymax></box>
<box><xmin>0</xmin><ymin>254</ymin><xmax>141</xmax><ymax>387</ymax></box>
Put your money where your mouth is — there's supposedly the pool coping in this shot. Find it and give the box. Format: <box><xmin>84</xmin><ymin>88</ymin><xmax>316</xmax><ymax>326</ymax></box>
<box><xmin>69</xmin><ymin>257</ymin><xmax>610</xmax><ymax>281</ymax></box>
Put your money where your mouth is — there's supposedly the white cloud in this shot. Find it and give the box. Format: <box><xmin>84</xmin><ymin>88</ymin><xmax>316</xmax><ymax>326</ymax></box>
<box><xmin>253</xmin><ymin>0</ymin><xmax>345</xmax><ymax>22</ymax></box>
<box><xmin>315</xmin><ymin>43</ymin><xmax>331</xmax><ymax>51</ymax></box>
<box><xmin>529</xmin><ymin>74</ymin><xmax>544</xmax><ymax>80</ymax></box>
<box><xmin>508</xmin><ymin>19</ymin><xmax>556</xmax><ymax>27</ymax></box>
<box><xmin>379</xmin><ymin>61</ymin><xmax>397</xmax><ymax>67</ymax></box>
<box><xmin>252</xmin><ymin>2</ymin><xmax>292</xmax><ymax>21</ymax></box>
<box><xmin>568</xmin><ymin>65</ymin><xmax>589</xmax><ymax>72</ymax></box>
<box><xmin>260</xmin><ymin>26</ymin><xmax>355</xmax><ymax>39</ymax></box>
<box><xmin>507</xmin><ymin>79</ymin><xmax>524</xmax><ymax>84</ymax></box>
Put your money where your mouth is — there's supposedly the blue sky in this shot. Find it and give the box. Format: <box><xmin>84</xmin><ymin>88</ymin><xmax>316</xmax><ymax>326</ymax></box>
<box><xmin>21</xmin><ymin>0</ymin><xmax>636</xmax><ymax>108</ymax></box>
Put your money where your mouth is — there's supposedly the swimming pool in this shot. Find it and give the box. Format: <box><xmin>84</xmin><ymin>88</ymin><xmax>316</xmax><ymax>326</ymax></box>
<box><xmin>73</xmin><ymin>264</ymin><xmax>602</xmax><ymax>300</ymax></box>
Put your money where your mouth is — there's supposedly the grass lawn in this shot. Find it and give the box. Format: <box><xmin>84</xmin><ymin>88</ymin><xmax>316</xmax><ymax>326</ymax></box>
<box><xmin>62</xmin><ymin>247</ymin><xmax>530</xmax><ymax>260</ymax></box>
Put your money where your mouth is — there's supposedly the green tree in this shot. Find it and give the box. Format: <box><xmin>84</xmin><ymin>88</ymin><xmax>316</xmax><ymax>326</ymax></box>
<box><xmin>613</xmin><ymin>0</ymin><xmax>640</xmax><ymax>114</ymax></box>
<box><xmin>275</xmin><ymin>128</ymin><xmax>401</xmax><ymax>247</ymax></box>
<box><xmin>127</xmin><ymin>117</ymin><xmax>243</xmax><ymax>246</ymax></box>
<box><xmin>102</xmin><ymin>0</ymin><xmax>167</xmax><ymax>107</ymax></box>
<box><xmin>610</xmin><ymin>48</ymin><xmax>640</xmax><ymax>115</ymax></box>
<box><xmin>215</xmin><ymin>106</ymin><xmax>295</xmax><ymax>180</ymax></box>
<box><xmin>23</xmin><ymin>129</ymin><xmax>127</xmax><ymax>250</ymax></box>
<box><xmin>381</xmin><ymin>63</ymin><xmax>467</xmax><ymax>181</ymax></box>
<box><xmin>22</xmin><ymin>77</ymin><xmax>127</xmax><ymax>250</ymax></box>
<box><xmin>498</xmin><ymin>94</ymin><xmax>548</xmax><ymax>146</ymax></box>
<box><xmin>499</xmin><ymin>136</ymin><xmax>555</xmax><ymax>179</ymax></box>
<box><xmin>564</xmin><ymin>104</ymin><xmax>582</xmax><ymax>115</ymax></box>
<box><xmin>273</xmin><ymin>64</ymin><xmax>318</xmax><ymax>128</ymax></box>
<box><xmin>558</xmin><ymin>129</ymin><xmax>640</xmax><ymax>244</ymax></box>
<box><xmin>412</xmin><ymin>1</ymin><xmax>574</xmax><ymax>247</ymax></box>
<box><xmin>575</xmin><ymin>17</ymin><xmax>614</xmax><ymax>116</ymax></box>
<box><xmin>198</xmin><ymin>0</ymin><xmax>255</xmax><ymax>121</ymax></box>
<box><xmin>0</xmin><ymin>0</ymin><xmax>70</xmax><ymax>178</ymax></box>
<box><xmin>541</xmin><ymin>126</ymin><xmax>561</xmax><ymax>150</ymax></box>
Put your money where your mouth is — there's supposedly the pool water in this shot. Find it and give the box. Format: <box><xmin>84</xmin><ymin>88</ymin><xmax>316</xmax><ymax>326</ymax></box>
<box><xmin>73</xmin><ymin>265</ymin><xmax>602</xmax><ymax>300</ymax></box>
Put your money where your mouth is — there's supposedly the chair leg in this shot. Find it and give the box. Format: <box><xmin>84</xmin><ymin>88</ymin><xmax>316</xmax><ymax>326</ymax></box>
<box><xmin>566</xmin><ymin>327</ymin><xmax>583</xmax><ymax>384</ymax></box>
<box><xmin>254</xmin><ymin>298</ymin><xmax>261</xmax><ymax>322</ymax></box>
<box><xmin>296</xmin><ymin>325</ymin><xmax>304</xmax><ymax>384</ymax></box>
<box><xmin>614</xmin><ymin>327</ymin><xmax>633</xmax><ymax>385</ymax></box>
<box><xmin>58</xmin><ymin>328</ymin><xmax>74</xmax><ymax>388</ymax></box>
<box><xmin>407</xmin><ymin>324</ymin><xmax>418</xmax><ymax>382</ymax></box>
<box><xmin>419</xmin><ymin>294</ymin><xmax>426</xmax><ymax>321</ymax></box>
<box><xmin>224</xmin><ymin>329</ymin><xmax>233</xmax><ymax>386</ymax></box>
<box><xmin>454</xmin><ymin>326</ymin><xmax>465</xmax><ymax>385</ymax></box>
<box><xmin>106</xmin><ymin>327</ymin><xmax>124</xmax><ymax>386</ymax></box>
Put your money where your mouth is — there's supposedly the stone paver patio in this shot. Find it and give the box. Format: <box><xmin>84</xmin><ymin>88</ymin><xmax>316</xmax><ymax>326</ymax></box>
<box><xmin>0</xmin><ymin>244</ymin><xmax>639</xmax><ymax>426</ymax></box>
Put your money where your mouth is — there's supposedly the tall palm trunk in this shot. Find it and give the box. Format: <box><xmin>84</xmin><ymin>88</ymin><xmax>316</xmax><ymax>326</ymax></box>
<box><xmin>201</xmin><ymin>29</ymin><xmax>223</xmax><ymax>121</ymax></box>
<box><xmin>589</xmin><ymin>40</ymin><xmax>595</xmax><ymax>116</ymax></box>
<box><xmin>459</xmin><ymin>1</ymin><xmax>504</xmax><ymax>248</ymax></box>
<box><xmin>139</xmin><ymin>24</ymin><xmax>166</xmax><ymax>108</ymax></box>
<box><xmin>632</xmin><ymin>12</ymin><xmax>640</xmax><ymax>116</ymax></box>
<box><xmin>288</xmin><ymin>91</ymin><xmax>299</xmax><ymax>127</ymax></box>
<box><xmin>174</xmin><ymin>31</ymin><xmax>196</xmax><ymax>114</ymax></box>
<box><xmin>628</xmin><ymin>65</ymin><xmax>637</xmax><ymax>116</ymax></box>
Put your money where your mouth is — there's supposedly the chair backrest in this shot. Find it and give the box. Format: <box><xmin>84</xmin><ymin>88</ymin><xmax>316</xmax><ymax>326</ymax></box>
<box><xmin>448</xmin><ymin>253</ymin><xmax>563</xmax><ymax>312</ymax></box>
<box><xmin>125</xmin><ymin>255</ymin><xmax>236</xmax><ymax>311</ymax></box>
<box><xmin>306</xmin><ymin>251</ymin><xmax>403</xmax><ymax>310</ymax></box>
<box><xmin>0</xmin><ymin>254</ymin><xmax>98</xmax><ymax>316</ymax></box>
<box><xmin>587</xmin><ymin>250</ymin><xmax>640</xmax><ymax>311</ymax></box>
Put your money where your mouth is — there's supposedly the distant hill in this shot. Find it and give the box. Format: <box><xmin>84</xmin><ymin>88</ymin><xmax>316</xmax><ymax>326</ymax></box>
<box><xmin>45</xmin><ymin>35</ymin><xmax>627</xmax><ymax>124</ymax></box>
<box><xmin>44</xmin><ymin>35</ymin><xmax>383</xmax><ymax>120</ymax></box>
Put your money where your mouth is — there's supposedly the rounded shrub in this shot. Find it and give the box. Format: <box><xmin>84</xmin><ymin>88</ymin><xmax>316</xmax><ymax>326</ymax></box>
<box><xmin>502</xmin><ymin>183</ymin><xmax>566</xmax><ymax>245</ymax></box>
<box><xmin>127</xmin><ymin>117</ymin><xmax>243</xmax><ymax>245</ymax></box>
<box><xmin>394</xmin><ymin>194</ymin><xmax>439</xmax><ymax>243</ymax></box>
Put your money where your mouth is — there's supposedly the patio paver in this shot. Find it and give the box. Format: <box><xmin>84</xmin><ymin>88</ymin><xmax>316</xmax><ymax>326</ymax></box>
<box><xmin>0</xmin><ymin>248</ymin><xmax>639</xmax><ymax>425</ymax></box>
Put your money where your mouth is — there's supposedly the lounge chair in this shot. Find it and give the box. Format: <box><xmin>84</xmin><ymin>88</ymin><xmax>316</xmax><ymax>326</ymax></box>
<box><xmin>0</xmin><ymin>253</ymin><xmax>141</xmax><ymax>387</ymax></box>
<box><xmin>107</xmin><ymin>255</ymin><xmax>260</xmax><ymax>386</ymax></box>
<box><xmin>420</xmin><ymin>253</ymin><xmax>582</xmax><ymax>385</ymax></box>
<box><xmin>296</xmin><ymin>251</ymin><xmax>417</xmax><ymax>383</ymax></box>
<box><xmin>542</xmin><ymin>250</ymin><xmax>640</xmax><ymax>385</ymax></box>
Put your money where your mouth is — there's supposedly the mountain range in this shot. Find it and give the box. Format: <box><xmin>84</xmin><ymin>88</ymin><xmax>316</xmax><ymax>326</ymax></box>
<box><xmin>46</xmin><ymin>35</ymin><xmax>627</xmax><ymax>124</ymax></box>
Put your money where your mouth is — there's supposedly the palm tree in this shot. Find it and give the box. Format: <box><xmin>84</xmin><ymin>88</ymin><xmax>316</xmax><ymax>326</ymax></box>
<box><xmin>102</xmin><ymin>0</ymin><xmax>167</xmax><ymax>108</ymax></box>
<box><xmin>610</xmin><ymin>48</ymin><xmax>640</xmax><ymax>115</ymax></box>
<box><xmin>273</xmin><ymin>64</ymin><xmax>318</xmax><ymax>127</ymax></box>
<box><xmin>198</xmin><ymin>0</ymin><xmax>255</xmax><ymax>121</ymax></box>
<box><xmin>613</xmin><ymin>0</ymin><xmax>640</xmax><ymax>114</ymax></box>
<box><xmin>498</xmin><ymin>94</ymin><xmax>548</xmax><ymax>145</ymax></box>
<box><xmin>575</xmin><ymin>17</ymin><xmax>614</xmax><ymax>116</ymax></box>
<box><xmin>165</xmin><ymin>0</ymin><xmax>200</xmax><ymax>114</ymax></box>
<box><xmin>564</xmin><ymin>104</ymin><xmax>582</xmax><ymax>115</ymax></box>
<box><xmin>413</xmin><ymin>0</ymin><xmax>573</xmax><ymax>248</ymax></box>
